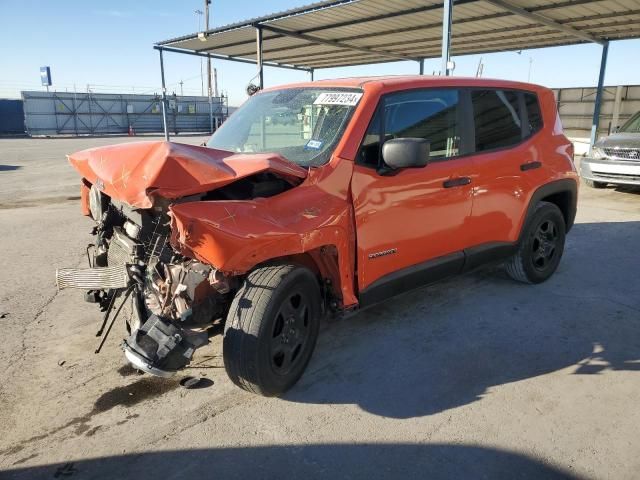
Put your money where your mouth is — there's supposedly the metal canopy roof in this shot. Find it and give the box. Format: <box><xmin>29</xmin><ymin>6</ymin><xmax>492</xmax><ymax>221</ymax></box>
<box><xmin>158</xmin><ymin>0</ymin><xmax>640</xmax><ymax>71</ymax></box>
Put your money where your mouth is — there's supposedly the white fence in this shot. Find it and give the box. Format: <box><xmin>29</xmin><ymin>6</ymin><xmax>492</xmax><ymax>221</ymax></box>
<box><xmin>22</xmin><ymin>91</ymin><xmax>228</xmax><ymax>136</ymax></box>
<box><xmin>553</xmin><ymin>85</ymin><xmax>640</xmax><ymax>153</ymax></box>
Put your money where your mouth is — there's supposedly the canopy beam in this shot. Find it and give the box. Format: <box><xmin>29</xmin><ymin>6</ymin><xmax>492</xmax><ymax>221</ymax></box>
<box><xmin>153</xmin><ymin>45</ymin><xmax>311</xmax><ymax>72</ymax></box>
<box><xmin>484</xmin><ymin>0</ymin><xmax>604</xmax><ymax>45</ymax></box>
<box><xmin>258</xmin><ymin>24</ymin><xmax>420</xmax><ymax>63</ymax></box>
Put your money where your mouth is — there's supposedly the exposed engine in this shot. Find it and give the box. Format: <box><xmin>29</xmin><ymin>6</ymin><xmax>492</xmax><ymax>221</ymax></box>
<box><xmin>56</xmin><ymin>185</ymin><xmax>236</xmax><ymax>377</ymax></box>
<box><xmin>95</xmin><ymin>195</ymin><xmax>231</xmax><ymax>323</ymax></box>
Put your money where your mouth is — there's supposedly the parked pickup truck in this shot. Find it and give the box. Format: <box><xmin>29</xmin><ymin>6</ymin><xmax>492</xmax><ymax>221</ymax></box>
<box><xmin>581</xmin><ymin>110</ymin><xmax>640</xmax><ymax>188</ymax></box>
<box><xmin>57</xmin><ymin>76</ymin><xmax>578</xmax><ymax>396</ymax></box>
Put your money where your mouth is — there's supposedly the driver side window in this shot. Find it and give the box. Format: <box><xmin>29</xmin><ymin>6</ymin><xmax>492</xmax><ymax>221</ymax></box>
<box><xmin>358</xmin><ymin>88</ymin><xmax>461</xmax><ymax>168</ymax></box>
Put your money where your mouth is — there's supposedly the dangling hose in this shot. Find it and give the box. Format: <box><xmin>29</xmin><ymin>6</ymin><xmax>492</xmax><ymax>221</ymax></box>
<box><xmin>94</xmin><ymin>285</ymin><xmax>135</xmax><ymax>354</ymax></box>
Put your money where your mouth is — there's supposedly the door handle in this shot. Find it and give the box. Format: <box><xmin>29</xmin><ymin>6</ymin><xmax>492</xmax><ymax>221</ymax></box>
<box><xmin>443</xmin><ymin>177</ymin><xmax>471</xmax><ymax>188</ymax></box>
<box><xmin>520</xmin><ymin>161</ymin><xmax>542</xmax><ymax>172</ymax></box>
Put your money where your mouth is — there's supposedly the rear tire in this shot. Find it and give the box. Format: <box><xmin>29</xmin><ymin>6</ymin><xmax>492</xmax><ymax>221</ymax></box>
<box><xmin>223</xmin><ymin>264</ymin><xmax>321</xmax><ymax>396</ymax></box>
<box><xmin>505</xmin><ymin>201</ymin><xmax>566</xmax><ymax>284</ymax></box>
<box><xmin>584</xmin><ymin>178</ymin><xmax>607</xmax><ymax>189</ymax></box>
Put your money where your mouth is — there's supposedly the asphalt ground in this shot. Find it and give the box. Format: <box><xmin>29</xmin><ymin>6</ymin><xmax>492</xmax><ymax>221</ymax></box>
<box><xmin>0</xmin><ymin>136</ymin><xmax>639</xmax><ymax>479</ymax></box>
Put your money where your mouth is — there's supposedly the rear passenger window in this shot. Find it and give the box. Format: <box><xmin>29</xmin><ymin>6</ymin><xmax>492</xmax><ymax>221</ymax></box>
<box><xmin>472</xmin><ymin>90</ymin><xmax>522</xmax><ymax>152</ymax></box>
<box><xmin>357</xmin><ymin>89</ymin><xmax>461</xmax><ymax>167</ymax></box>
<box><xmin>524</xmin><ymin>93</ymin><xmax>543</xmax><ymax>135</ymax></box>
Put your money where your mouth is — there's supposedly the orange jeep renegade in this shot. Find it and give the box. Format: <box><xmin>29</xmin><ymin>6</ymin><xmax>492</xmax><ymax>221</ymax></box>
<box><xmin>58</xmin><ymin>76</ymin><xmax>578</xmax><ymax>395</ymax></box>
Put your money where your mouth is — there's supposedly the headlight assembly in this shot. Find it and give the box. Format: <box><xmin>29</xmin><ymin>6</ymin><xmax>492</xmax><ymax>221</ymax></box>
<box><xmin>89</xmin><ymin>184</ymin><xmax>106</xmax><ymax>221</ymax></box>
<box><xmin>591</xmin><ymin>147</ymin><xmax>606</xmax><ymax>159</ymax></box>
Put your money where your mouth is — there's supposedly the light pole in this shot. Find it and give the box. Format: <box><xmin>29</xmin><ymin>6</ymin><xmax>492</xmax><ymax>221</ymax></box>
<box><xmin>516</xmin><ymin>50</ymin><xmax>533</xmax><ymax>83</ymax></box>
<box><xmin>195</xmin><ymin>9</ymin><xmax>204</xmax><ymax>96</ymax></box>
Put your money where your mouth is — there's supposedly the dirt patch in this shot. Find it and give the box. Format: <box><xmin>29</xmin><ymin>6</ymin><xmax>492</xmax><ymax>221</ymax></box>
<box><xmin>116</xmin><ymin>364</ymin><xmax>144</xmax><ymax>377</ymax></box>
<box><xmin>93</xmin><ymin>377</ymin><xmax>180</xmax><ymax>413</ymax></box>
<box><xmin>1</xmin><ymin>377</ymin><xmax>179</xmax><ymax>458</ymax></box>
<box><xmin>0</xmin><ymin>195</ymin><xmax>82</xmax><ymax>210</ymax></box>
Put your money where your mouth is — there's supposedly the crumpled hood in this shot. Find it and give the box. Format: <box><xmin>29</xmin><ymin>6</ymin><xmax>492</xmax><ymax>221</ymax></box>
<box><xmin>67</xmin><ymin>141</ymin><xmax>308</xmax><ymax>208</ymax></box>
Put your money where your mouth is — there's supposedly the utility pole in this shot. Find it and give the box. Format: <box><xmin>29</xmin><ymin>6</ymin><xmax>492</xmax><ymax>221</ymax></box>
<box><xmin>475</xmin><ymin>57</ymin><xmax>484</xmax><ymax>78</ymax></box>
<box><xmin>205</xmin><ymin>0</ymin><xmax>214</xmax><ymax>133</ymax></box>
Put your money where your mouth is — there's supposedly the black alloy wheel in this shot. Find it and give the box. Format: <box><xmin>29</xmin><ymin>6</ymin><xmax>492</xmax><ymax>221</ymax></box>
<box><xmin>531</xmin><ymin>219</ymin><xmax>559</xmax><ymax>272</ymax></box>
<box><xmin>270</xmin><ymin>290</ymin><xmax>313</xmax><ymax>376</ymax></box>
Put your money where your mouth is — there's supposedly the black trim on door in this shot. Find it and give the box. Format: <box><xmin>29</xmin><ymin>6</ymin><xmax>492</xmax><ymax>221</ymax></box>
<box><xmin>358</xmin><ymin>252</ymin><xmax>465</xmax><ymax>308</ymax></box>
<box><xmin>462</xmin><ymin>242</ymin><xmax>518</xmax><ymax>273</ymax></box>
<box><xmin>357</xmin><ymin>241</ymin><xmax>520</xmax><ymax>308</ymax></box>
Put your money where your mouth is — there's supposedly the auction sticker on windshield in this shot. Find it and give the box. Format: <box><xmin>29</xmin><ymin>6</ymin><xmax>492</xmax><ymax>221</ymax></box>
<box><xmin>304</xmin><ymin>139</ymin><xmax>323</xmax><ymax>150</ymax></box>
<box><xmin>314</xmin><ymin>92</ymin><xmax>363</xmax><ymax>106</ymax></box>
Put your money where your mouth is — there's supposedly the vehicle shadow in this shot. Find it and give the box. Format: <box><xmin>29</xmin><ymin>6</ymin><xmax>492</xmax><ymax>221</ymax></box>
<box><xmin>284</xmin><ymin>221</ymin><xmax>640</xmax><ymax>418</ymax></box>
<box><xmin>2</xmin><ymin>443</ymin><xmax>582</xmax><ymax>480</ymax></box>
<box><xmin>0</xmin><ymin>165</ymin><xmax>21</xmax><ymax>171</ymax></box>
<box><xmin>612</xmin><ymin>185</ymin><xmax>640</xmax><ymax>195</ymax></box>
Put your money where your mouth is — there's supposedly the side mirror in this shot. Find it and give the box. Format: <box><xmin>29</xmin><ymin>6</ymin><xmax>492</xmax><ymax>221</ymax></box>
<box><xmin>381</xmin><ymin>138</ymin><xmax>430</xmax><ymax>171</ymax></box>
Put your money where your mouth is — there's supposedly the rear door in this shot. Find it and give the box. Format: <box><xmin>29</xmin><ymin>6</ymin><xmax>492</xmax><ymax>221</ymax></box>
<box><xmin>351</xmin><ymin>88</ymin><xmax>475</xmax><ymax>296</ymax></box>
<box><xmin>465</xmin><ymin>89</ymin><xmax>543</xmax><ymax>246</ymax></box>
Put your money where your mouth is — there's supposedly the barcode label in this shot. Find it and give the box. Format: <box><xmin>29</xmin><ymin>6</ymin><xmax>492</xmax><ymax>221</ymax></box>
<box><xmin>314</xmin><ymin>92</ymin><xmax>363</xmax><ymax>106</ymax></box>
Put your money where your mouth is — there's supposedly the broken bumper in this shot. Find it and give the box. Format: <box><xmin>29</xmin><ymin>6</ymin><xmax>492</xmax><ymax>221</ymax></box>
<box><xmin>122</xmin><ymin>315</ymin><xmax>208</xmax><ymax>378</ymax></box>
<box><xmin>55</xmin><ymin>265</ymin><xmax>209</xmax><ymax>378</ymax></box>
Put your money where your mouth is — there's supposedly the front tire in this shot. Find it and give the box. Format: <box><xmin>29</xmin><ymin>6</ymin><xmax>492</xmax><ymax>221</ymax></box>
<box><xmin>223</xmin><ymin>264</ymin><xmax>321</xmax><ymax>396</ymax></box>
<box><xmin>505</xmin><ymin>201</ymin><xmax>566</xmax><ymax>284</ymax></box>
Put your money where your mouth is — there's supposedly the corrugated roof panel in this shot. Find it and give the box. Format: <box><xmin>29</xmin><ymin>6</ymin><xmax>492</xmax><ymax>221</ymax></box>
<box><xmin>159</xmin><ymin>0</ymin><xmax>640</xmax><ymax>70</ymax></box>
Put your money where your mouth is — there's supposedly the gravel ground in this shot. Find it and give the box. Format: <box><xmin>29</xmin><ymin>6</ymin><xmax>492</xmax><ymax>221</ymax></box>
<box><xmin>0</xmin><ymin>136</ymin><xmax>638</xmax><ymax>480</ymax></box>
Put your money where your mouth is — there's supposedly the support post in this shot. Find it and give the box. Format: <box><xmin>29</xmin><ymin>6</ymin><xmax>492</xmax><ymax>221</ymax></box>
<box><xmin>158</xmin><ymin>48</ymin><xmax>170</xmax><ymax>141</ymax></box>
<box><xmin>256</xmin><ymin>26</ymin><xmax>264</xmax><ymax>90</ymax></box>
<box><xmin>589</xmin><ymin>40</ymin><xmax>609</xmax><ymax>154</ymax></box>
<box><xmin>611</xmin><ymin>85</ymin><xmax>623</xmax><ymax>133</ymax></box>
<box><xmin>205</xmin><ymin>0</ymin><xmax>213</xmax><ymax>134</ymax></box>
<box><xmin>208</xmin><ymin>54</ymin><xmax>214</xmax><ymax>134</ymax></box>
<box><xmin>310</xmin><ymin>68</ymin><xmax>315</xmax><ymax>81</ymax></box>
<box><xmin>441</xmin><ymin>0</ymin><xmax>453</xmax><ymax>76</ymax></box>
<box><xmin>419</xmin><ymin>59</ymin><xmax>424</xmax><ymax>75</ymax></box>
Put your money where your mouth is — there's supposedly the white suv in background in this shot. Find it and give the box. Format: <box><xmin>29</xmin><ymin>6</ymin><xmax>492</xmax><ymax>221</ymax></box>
<box><xmin>581</xmin><ymin>111</ymin><xmax>640</xmax><ymax>188</ymax></box>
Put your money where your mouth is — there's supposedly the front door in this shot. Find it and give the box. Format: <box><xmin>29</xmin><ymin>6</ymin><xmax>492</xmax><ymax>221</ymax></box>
<box><xmin>350</xmin><ymin>88</ymin><xmax>474</xmax><ymax>298</ymax></box>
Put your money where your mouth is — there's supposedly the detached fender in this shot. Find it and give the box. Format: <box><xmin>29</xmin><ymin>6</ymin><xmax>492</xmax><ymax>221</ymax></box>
<box><xmin>169</xmin><ymin>190</ymin><xmax>357</xmax><ymax>307</ymax></box>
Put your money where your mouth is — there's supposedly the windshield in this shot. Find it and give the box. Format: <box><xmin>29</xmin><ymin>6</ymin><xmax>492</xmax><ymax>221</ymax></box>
<box><xmin>207</xmin><ymin>88</ymin><xmax>362</xmax><ymax>167</ymax></box>
<box><xmin>620</xmin><ymin>111</ymin><xmax>640</xmax><ymax>133</ymax></box>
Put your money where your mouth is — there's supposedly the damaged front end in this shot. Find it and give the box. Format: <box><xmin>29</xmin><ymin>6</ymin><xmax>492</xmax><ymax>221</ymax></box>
<box><xmin>56</xmin><ymin>192</ymin><xmax>233</xmax><ymax>376</ymax></box>
<box><xmin>57</xmin><ymin>141</ymin><xmax>308</xmax><ymax>377</ymax></box>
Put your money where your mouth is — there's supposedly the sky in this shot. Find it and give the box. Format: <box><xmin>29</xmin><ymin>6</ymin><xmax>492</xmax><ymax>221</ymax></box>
<box><xmin>1</xmin><ymin>0</ymin><xmax>639</xmax><ymax>107</ymax></box>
